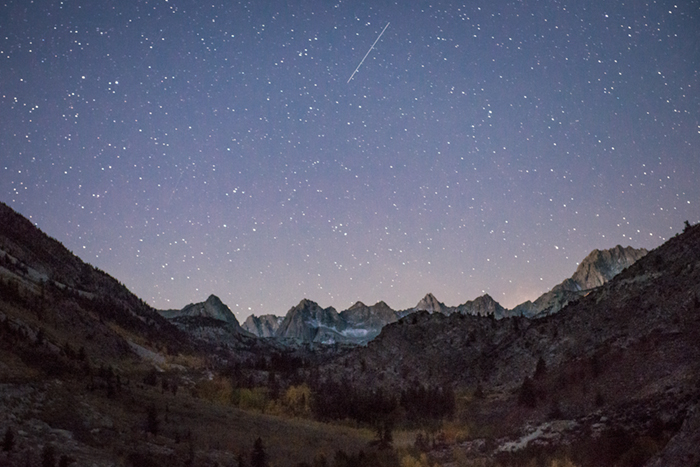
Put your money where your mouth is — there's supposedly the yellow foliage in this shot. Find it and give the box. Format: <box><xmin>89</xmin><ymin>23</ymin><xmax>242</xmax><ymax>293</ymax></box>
<box><xmin>440</xmin><ymin>422</ymin><xmax>470</xmax><ymax>444</ymax></box>
<box><xmin>400</xmin><ymin>453</ymin><xmax>433</xmax><ymax>467</ymax></box>
<box><xmin>194</xmin><ymin>376</ymin><xmax>233</xmax><ymax>404</ymax></box>
<box><xmin>282</xmin><ymin>384</ymin><xmax>311</xmax><ymax>417</ymax></box>
<box><xmin>550</xmin><ymin>458</ymin><xmax>578</xmax><ymax>467</ymax></box>
<box><xmin>259</xmin><ymin>385</ymin><xmax>313</xmax><ymax>418</ymax></box>
<box><xmin>236</xmin><ymin>387</ymin><xmax>269</xmax><ymax>412</ymax></box>
<box><xmin>168</xmin><ymin>353</ymin><xmax>207</xmax><ymax>369</ymax></box>
<box><xmin>264</xmin><ymin>399</ymin><xmax>285</xmax><ymax>416</ymax></box>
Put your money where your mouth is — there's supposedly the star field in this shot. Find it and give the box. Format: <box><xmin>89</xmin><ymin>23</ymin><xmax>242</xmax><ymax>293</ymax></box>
<box><xmin>1</xmin><ymin>0</ymin><xmax>698</xmax><ymax>318</ymax></box>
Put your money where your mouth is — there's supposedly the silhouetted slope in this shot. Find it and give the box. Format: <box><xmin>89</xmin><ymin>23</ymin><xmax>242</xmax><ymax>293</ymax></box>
<box><xmin>321</xmin><ymin>224</ymin><xmax>700</xmax><ymax>464</ymax></box>
<box><xmin>0</xmin><ymin>201</ymin><xmax>191</xmax><ymax>359</ymax></box>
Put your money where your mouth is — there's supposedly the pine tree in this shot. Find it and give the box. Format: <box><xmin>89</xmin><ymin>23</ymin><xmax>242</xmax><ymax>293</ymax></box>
<box><xmin>146</xmin><ymin>404</ymin><xmax>159</xmax><ymax>436</ymax></box>
<box><xmin>374</xmin><ymin>420</ymin><xmax>393</xmax><ymax>449</ymax></box>
<box><xmin>518</xmin><ymin>376</ymin><xmax>537</xmax><ymax>408</ymax></box>
<box><xmin>251</xmin><ymin>437</ymin><xmax>267</xmax><ymax>467</ymax></box>
<box><xmin>534</xmin><ymin>357</ymin><xmax>547</xmax><ymax>379</ymax></box>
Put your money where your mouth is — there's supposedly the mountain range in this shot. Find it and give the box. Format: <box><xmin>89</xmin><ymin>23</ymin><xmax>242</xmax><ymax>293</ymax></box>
<box><xmin>169</xmin><ymin>245</ymin><xmax>646</xmax><ymax>346</ymax></box>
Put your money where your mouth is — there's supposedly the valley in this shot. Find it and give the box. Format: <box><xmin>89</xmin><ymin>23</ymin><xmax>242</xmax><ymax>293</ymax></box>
<box><xmin>1</xmin><ymin>201</ymin><xmax>699</xmax><ymax>466</ymax></box>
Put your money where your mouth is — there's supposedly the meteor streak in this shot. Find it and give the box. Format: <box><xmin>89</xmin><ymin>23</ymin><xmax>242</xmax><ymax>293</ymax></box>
<box><xmin>347</xmin><ymin>22</ymin><xmax>390</xmax><ymax>84</ymax></box>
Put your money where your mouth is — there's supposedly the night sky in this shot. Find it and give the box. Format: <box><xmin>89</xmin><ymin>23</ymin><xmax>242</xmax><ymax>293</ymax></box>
<box><xmin>2</xmin><ymin>1</ymin><xmax>699</xmax><ymax>319</ymax></box>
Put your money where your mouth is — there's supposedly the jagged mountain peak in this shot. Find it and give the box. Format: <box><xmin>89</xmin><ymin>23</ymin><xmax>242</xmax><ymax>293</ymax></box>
<box><xmin>160</xmin><ymin>294</ymin><xmax>242</xmax><ymax>329</ymax></box>
<box><xmin>455</xmin><ymin>293</ymin><xmax>507</xmax><ymax>318</ymax></box>
<box><xmin>266</xmin><ymin>298</ymin><xmax>401</xmax><ymax>344</ymax></box>
<box><xmin>571</xmin><ymin>245</ymin><xmax>648</xmax><ymax>290</ymax></box>
<box><xmin>341</xmin><ymin>300</ymin><xmax>398</xmax><ymax>322</ymax></box>
<box><xmin>348</xmin><ymin>300</ymin><xmax>367</xmax><ymax>310</ymax></box>
<box><xmin>474</xmin><ymin>293</ymin><xmax>497</xmax><ymax>303</ymax></box>
<box><xmin>293</xmin><ymin>297</ymin><xmax>330</xmax><ymax>311</ymax></box>
<box><xmin>512</xmin><ymin>245</ymin><xmax>648</xmax><ymax>318</ymax></box>
<box><xmin>275</xmin><ymin>299</ymin><xmax>342</xmax><ymax>342</ymax></box>
<box><xmin>204</xmin><ymin>294</ymin><xmax>225</xmax><ymax>306</ymax></box>
<box><xmin>242</xmin><ymin>313</ymin><xmax>283</xmax><ymax>338</ymax></box>
<box><xmin>288</xmin><ymin>298</ymin><xmax>337</xmax><ymax>315</ymax></box>
<box><xmin>414</xmin><ymin>293</ymin><xmax>448</xmax><ymax>314</ymax></box>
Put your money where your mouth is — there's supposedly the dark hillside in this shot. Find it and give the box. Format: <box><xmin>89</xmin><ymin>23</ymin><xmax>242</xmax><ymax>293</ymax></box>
<box><xmin>319</xmin><ymin>223</ymin><xmax>700</xmax><ymax>466</ymax></box>
<box><xmin>0</xmin><ymin>203</ymin><xmax>378</xmax><ymax>466</ymax></box>
<box><xmin>0</xmin><ymin>202</ymin><xmax>191</xmax><ymax>356</ymax></box>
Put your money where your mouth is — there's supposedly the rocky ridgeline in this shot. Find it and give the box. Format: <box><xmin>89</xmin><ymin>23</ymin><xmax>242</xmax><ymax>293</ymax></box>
<box><xmin>249</xmin><ymin>298</ymin><xmax>401</xmax><ymax>345</ymax></box>
<box><xmin>169</xmin><ymin>244</ymin><xmax>647</xmax><ymax>346</ymax></box>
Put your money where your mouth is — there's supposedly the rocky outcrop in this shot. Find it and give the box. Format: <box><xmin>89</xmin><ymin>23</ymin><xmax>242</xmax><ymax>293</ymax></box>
<box><xmin>242</xmin><ymin>314</ymin><xmax>283</xmax><ymax>338</ymax></box>
<box><xmin>510</xmin><ymin>288</ymin><xmax>584</xmax><ymax>318</ymax></box>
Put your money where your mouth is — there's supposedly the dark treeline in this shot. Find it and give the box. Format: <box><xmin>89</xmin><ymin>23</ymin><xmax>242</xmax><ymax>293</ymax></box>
<box><xmin>400</xmin><ymin>383</ymin><xmax>456</xmax><ymax>425</ymax></box>
<box><xmin>310</xmin><ymin>379</ymin><xmax>397</xmax><ymax>425</ymax></box>
<box><xmin>253</xmin><ymin>351</ymin><xmax>306</xmax><ymax>375</ymax></box>
<box><xmin>309</xmin><ymin>378</ymin><xmax>455</xmax><ymax>427</ymax></box>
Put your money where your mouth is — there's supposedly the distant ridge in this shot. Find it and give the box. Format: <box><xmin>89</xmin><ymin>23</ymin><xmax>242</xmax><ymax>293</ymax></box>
<box><xmin>412</xmin><ymin>293</ymin><xmax>449</xmax><ymax>314</ymax></box>
<box><xmin>240</xmin><ymin>244</ymin><xmax>648</xmax><ymax>343</ymax></box>
<box><xmin>160</xmin><ymin>294</ymin><xmax>244</xmax><ymax>328</ymax></box>
<box><xmin>512</xmin><ymin>245</ymin><xmax>648</xmax><ymax>317</ymax></box>
<box><xmin>157</xmin><ymin>294</ymin><xmax>255</xmax><ymax>344</ymax></box>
